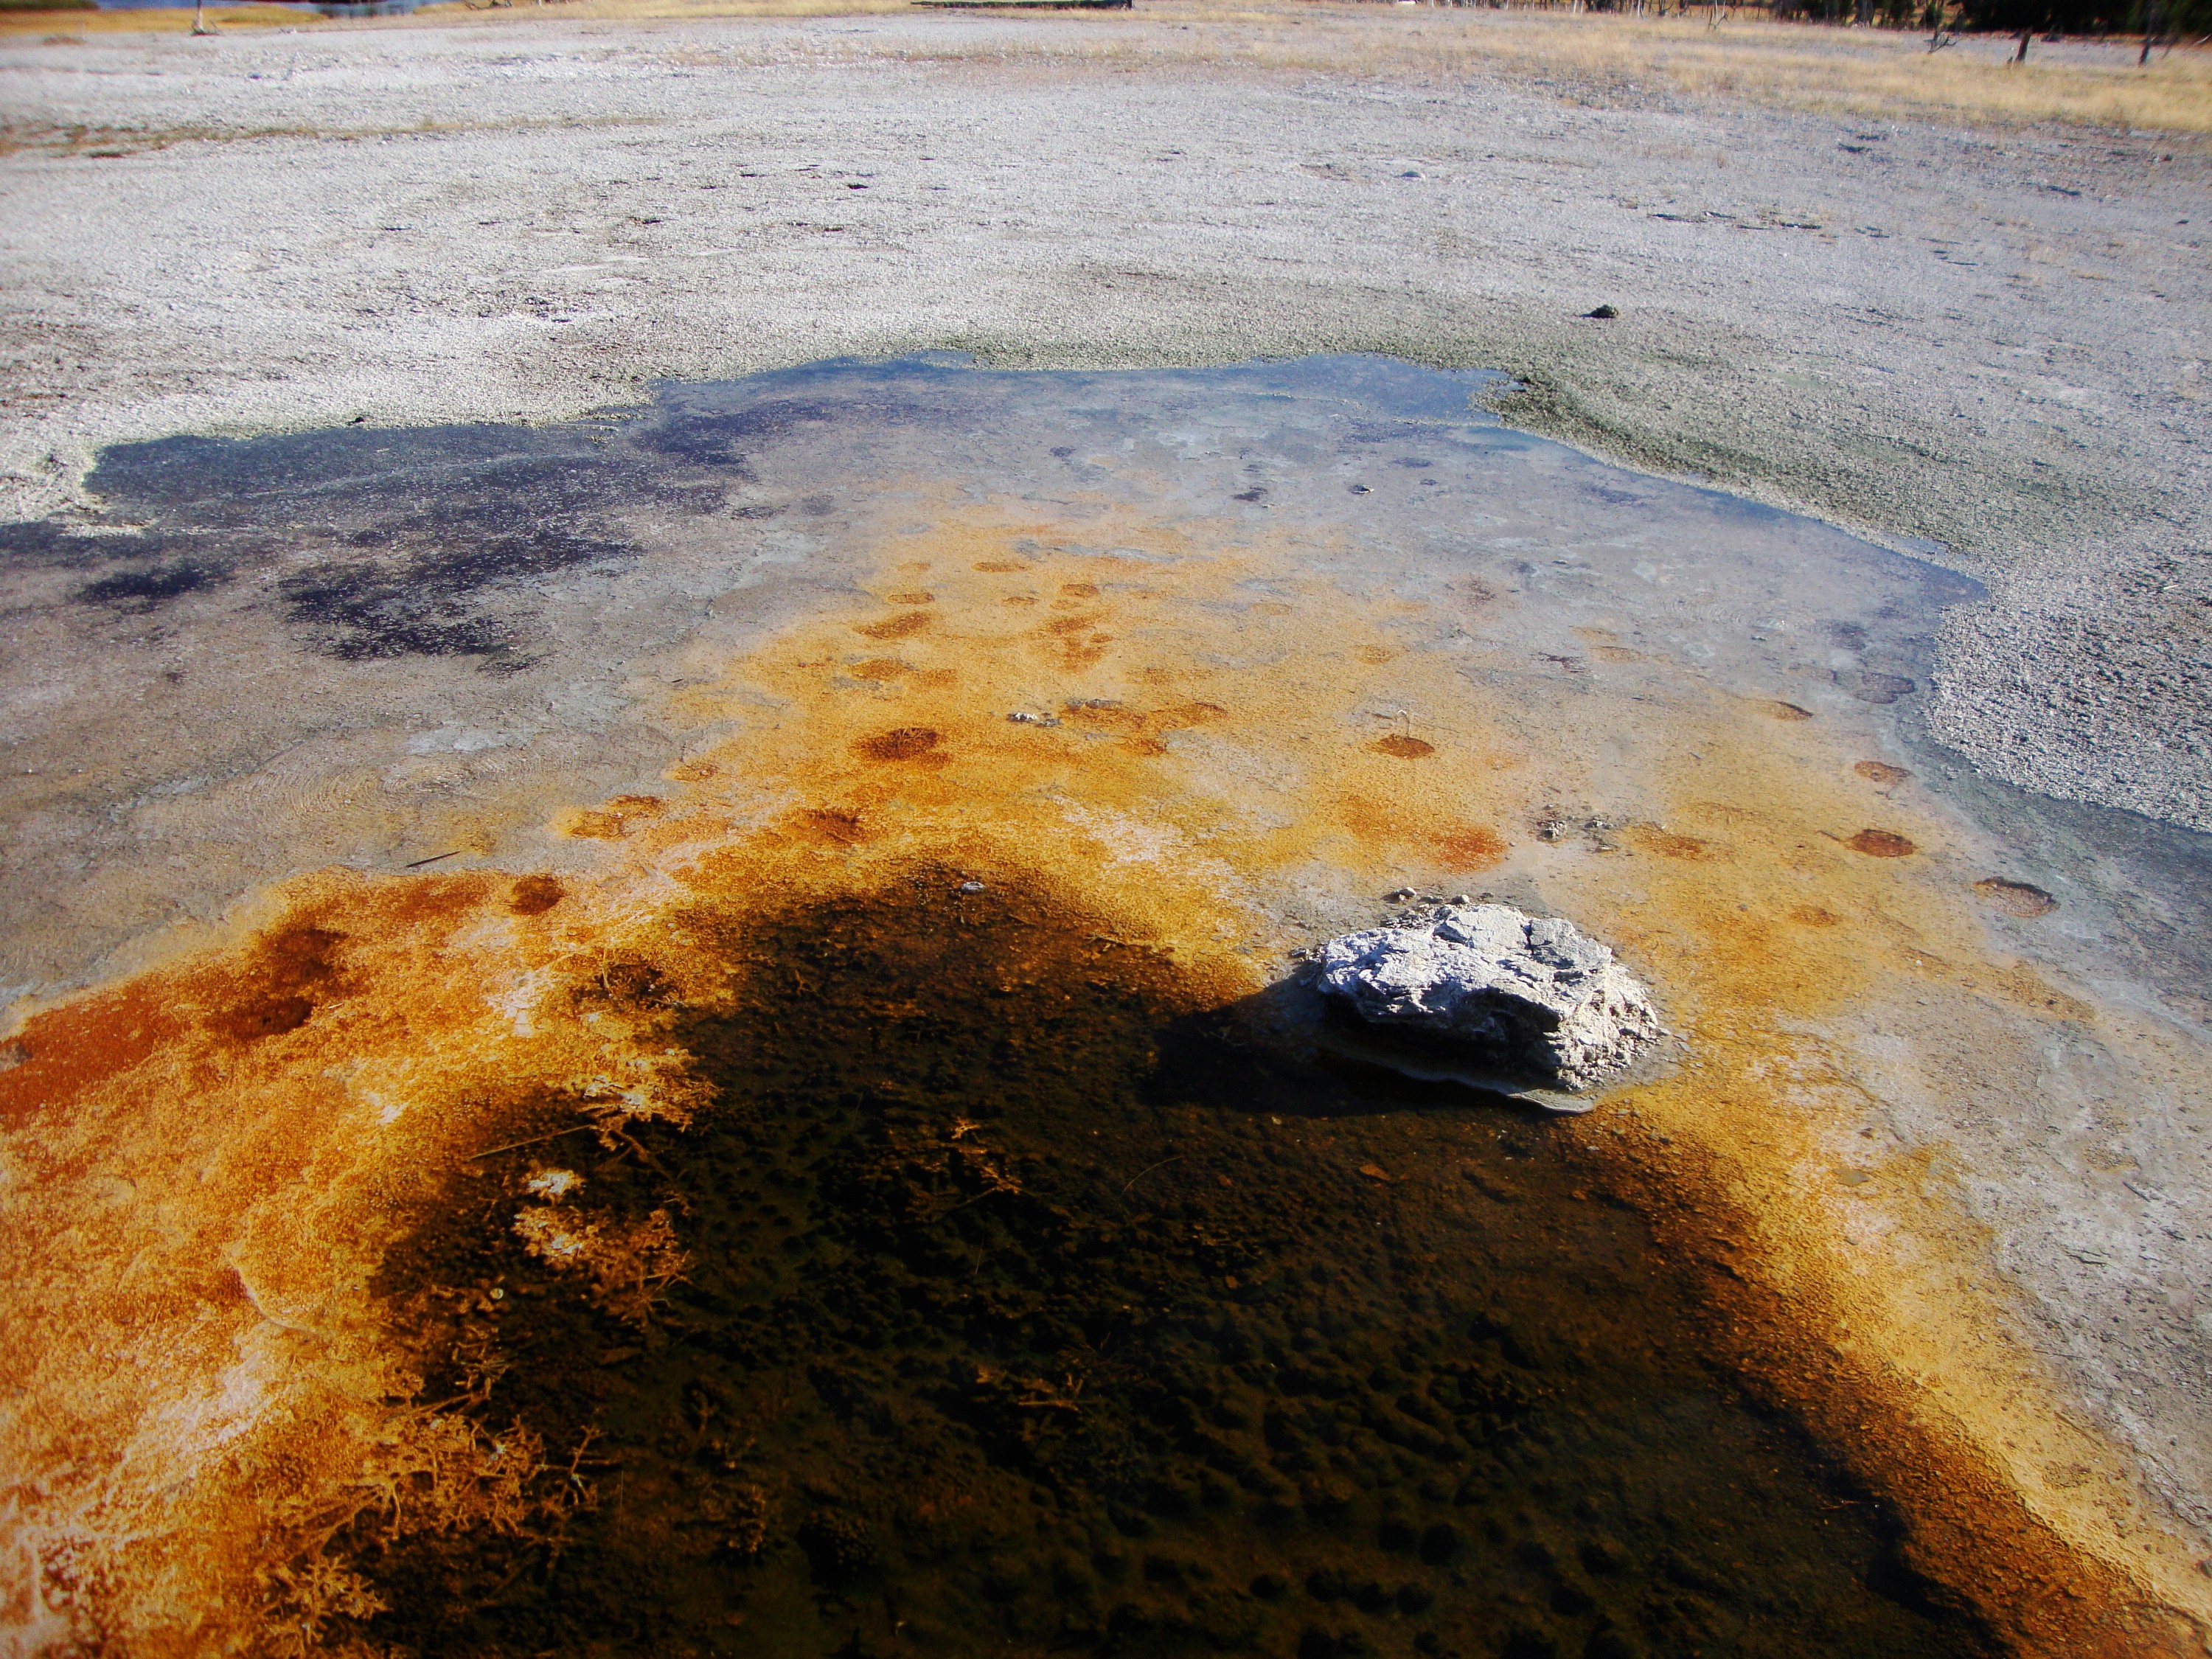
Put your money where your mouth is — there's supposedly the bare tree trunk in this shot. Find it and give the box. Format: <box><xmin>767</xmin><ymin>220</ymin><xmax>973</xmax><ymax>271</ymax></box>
<box><xmin>192</xmin><ymin>0</ymin><xmax>212</xmax><ymax>32</ymax></box>
<box><xmin>2139</xmin><ymin>0</ymin><xmax>2158</xmax><ymax>62</ymax></box>
<box><xmin>2014</xmin><ymin>24</ymin><xmax>2031</xmax><ymax>57</ymax></box>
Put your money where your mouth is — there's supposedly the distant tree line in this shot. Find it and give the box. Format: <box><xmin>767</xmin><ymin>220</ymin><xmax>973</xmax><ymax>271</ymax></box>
<box><xmin>1560</xmin><ymin>0</ymin><xmax>2207</xmax><ymax>38</ymax></box>
<box><xmin>1942</xmin><ymin>0</ymin><xmax>2206</xmax><ymax>36</ymax></box>
<box><xmin>1764</xmin><ymin>0</ymin><xmax>2206</xmax><ymax>35</ymax></box>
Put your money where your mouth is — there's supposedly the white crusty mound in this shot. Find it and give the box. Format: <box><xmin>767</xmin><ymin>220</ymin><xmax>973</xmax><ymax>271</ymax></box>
<box><xmin>1316</xmin><ymin>903</ymin><xmax>1664</xmax><ymax>1092</ymax></box>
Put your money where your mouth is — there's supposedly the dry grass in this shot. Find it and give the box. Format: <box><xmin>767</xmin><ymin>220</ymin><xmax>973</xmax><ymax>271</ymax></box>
<box><xmin>865</xmin><ymin>4</ymin><xmax>2212</xmax><ymax>134</ymax></box>
<box><xmin>0</xmin><ymin>5</ymin><xmax>306</xmax><ymax>32</ymax></box>
<box><xmin>1250</xmin><ymin>7</ymin><xmax>2212</xmax><ymax>133</ymax></box>
<box><xmin>9</xmin><ymin>0</ymin><xmax>2205</xmax><ymax>133</ymax></box>
<box><xmin>526</xmin><ymin>0</ymin><xmax>2212</xmax><ymax>134</ymax></box>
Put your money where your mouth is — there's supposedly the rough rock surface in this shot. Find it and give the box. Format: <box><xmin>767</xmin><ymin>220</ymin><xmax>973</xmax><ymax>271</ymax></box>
<box><xmin>1317</xmin><ymin>904</ymin><xmax>1663</xmax><ymax>1092</ymax></box>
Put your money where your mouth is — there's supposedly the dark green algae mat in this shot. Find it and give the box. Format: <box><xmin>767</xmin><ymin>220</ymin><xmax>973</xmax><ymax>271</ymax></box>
<box><xmin>353</xmin><ymin>875</ymin><xmax>1992</xmax><ymax>1659</ymax></box>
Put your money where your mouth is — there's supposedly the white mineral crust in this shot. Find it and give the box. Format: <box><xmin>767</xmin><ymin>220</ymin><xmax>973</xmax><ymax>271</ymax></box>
<box><xmin>1316</xmin><ymin>903</ymin><xmax>1663</xmax><ymax>1091</ymax></box>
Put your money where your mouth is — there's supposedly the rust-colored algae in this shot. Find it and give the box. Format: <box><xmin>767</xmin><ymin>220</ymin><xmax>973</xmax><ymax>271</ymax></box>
<box><xmin>0</xmin><ymin>984</ymin><xmax>185</xmax><ymax>1129</ymax></box>
<box><xmin>1847</xmin><ymin>828</ymin><xmax>1918</xmax><ymax>858</ymax></box>
<box><xmin>1</xmin><ymin>498</ymin><xmax>2199</xmax><ymax>1654</ymax></box>
<box><xmin>852</xmin><ymin>726</ymin><xmax>947</xmax><ymax>764</ymax></box>
<box><xmin>1370</xmin><ymin>734</ymin><xmax>1436</xmax><ymax>759</ymax></box>
<box><xmin>1431</xmin><ymin>824</ymin><xmax>1508</xmax><ymax>872</ymax></box>
<box><xmin>1634</xmin><ymin>827</ymin><xmax>1714</xmax><ymax>862</ymax></box>
<box><xmin>789</xmin><ymin>805</ymin><xmax>871</xmax><ymax>846</ymax></box>
<box><xmin>847</xmin><ymin>656</ymin><xmax>912</xmax><ymax>681</ymax></box>
<box><xmin>856</xmin><ymin>610</ymin><xmax>933</xmax><ymax>641</ymax></box>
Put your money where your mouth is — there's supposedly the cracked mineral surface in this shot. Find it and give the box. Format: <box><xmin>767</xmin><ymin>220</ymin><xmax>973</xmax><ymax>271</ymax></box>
<box><xmin>1318</xmin><ymin>902</ymin><xmax>1665</xmax><ymax>1091</ymax></box>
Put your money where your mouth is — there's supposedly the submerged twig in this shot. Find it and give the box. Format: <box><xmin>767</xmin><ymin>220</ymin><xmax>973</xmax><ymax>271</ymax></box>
<box><xmin>1121</xmin><ymin>1155</ymin><xmax>1184</xmax><ymax>1196</ymax></box>
<box><xmin>472</xmin><ymin>1124</ymin><xmax>594</xmax><ymax>1161</ymax></box>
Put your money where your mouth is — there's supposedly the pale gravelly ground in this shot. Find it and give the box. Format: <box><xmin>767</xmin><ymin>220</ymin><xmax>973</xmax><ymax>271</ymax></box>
<box><xmin>0</xmin><ymin>10</ymin><xmax>2206</xmax><ymax>830</ymax></box>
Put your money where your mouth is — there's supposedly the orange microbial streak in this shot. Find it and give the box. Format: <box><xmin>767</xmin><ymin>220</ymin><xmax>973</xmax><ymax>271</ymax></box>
<box><xmin>0</xmin><ymin>497</ymin><xmax>2201</xmax><ymax>1655</ymax></box>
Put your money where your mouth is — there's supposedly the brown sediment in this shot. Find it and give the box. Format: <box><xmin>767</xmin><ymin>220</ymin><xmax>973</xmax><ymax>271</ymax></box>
<box><xmin>852</xmin><ymin>726</ymin><xmax>946</xmax><ymax>764</ymax></box>
<box><xmin>198</xmin><ymin>923</ymin><xmax>349</xmax><ymax>1044</ymax></box>
<box><xmin>1847</xmin><ymin>828</ymin><xmax>1918</xmax><ymax>858</ymax></box>
<box><xmin>1634</xmin><ymin>827</ymin><xmax>1714</xmax><ymax>862</ymax></box>
<box><xmin>856</xmin><ymin>610</ymin><xmax>933</xmax><ymax>641</ymax></box>
<box><xmin>1975</xmin><ymin>877</ymin><xmax>2059</xmax><ymax>919</ymax></box>
<box><xmin>789</xmin><ymin>805</ymin><xmax>871</xmax><ymax>846</ymax></box>
<box><xmin>1431</xmin><ymin>823</ymin><xmax>1508</xmax><ymax>872</ymax></box>
<box><xmin>1</xmin><ymin>499</ymin><xmax>2202</xmax><ymax>1653</ymax></box>
<box><xmin>1370</xmin><ymin>734</ymin><xmax>1436</xmax><ymax>759</ymax></box>
<box><xmin>846</xmin><ymin>656</ymin><xmax>912</xmax><ymax>681</ymax></box>
<box><xmin>508</xmin><ymin>874</ymin><xmax>566</xmax><ymax>916</ymax></box>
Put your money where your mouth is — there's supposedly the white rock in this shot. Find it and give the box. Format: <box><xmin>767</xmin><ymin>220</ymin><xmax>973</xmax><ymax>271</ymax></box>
<box><xmin>1315</xmin><ymin>903</ymin><xmax>1663</xmax><ymax>1091</ymax></box>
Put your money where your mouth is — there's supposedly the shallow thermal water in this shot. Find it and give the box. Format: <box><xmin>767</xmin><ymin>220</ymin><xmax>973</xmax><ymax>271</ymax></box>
<box><xmin>3</xmin><ymin>356</ymin><xmax>2208</xmax><ymax>1655</ymax></box>
<box><xmin>363</xmin><ymin>878</ymin><xmax>1980</xmax><ymax>1659</ymax></box>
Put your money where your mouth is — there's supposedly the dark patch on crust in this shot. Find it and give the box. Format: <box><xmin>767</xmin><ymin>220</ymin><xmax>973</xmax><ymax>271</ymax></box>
<box><xmin>636</xmin><ymin>396</ymin><xmax>925</xmax><ymax>469</ymax></box>
<box><xmin>853</xmin><ymin>726</ymin><xmax>943</xmax><ymax>763</ymax></box>
<box><xmin>0</xmin><ymin>521</ymin><xmax>172</xmax><ymax>571</ymax></box>
<box><xmin>203</xmin><ymin>924</ymin><xmax>350</xmax><ymax>1044</ymax></box>
<box><xmin>278</xmin><ymin>529</ymin><xmax>633</xmax><ymax>666</ymax></box>
<box><xmin>509</xmin><ymin>875</ymin><xmax>566</xmax><ymax>917</ymax></box>
<box><xmin>74</xmin><ymin>559</ymin><xmax>230</xmax><ymax>612</ymax></box>
<box><xmin>636</xmin><ymin>401</ymin><xmax>841</xmax><ymax>467</ymax></box>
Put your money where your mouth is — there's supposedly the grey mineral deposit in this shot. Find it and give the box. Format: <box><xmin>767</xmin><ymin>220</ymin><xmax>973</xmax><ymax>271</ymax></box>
<box><xmin>1318</xmin><ymin>902</ymin><xmax>1665</xmax><ymax>1091</ymax></box>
